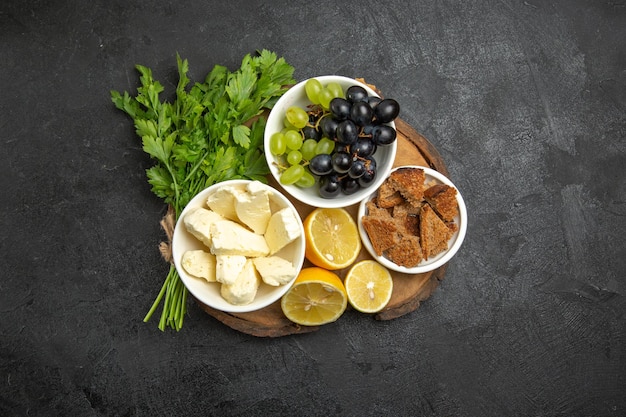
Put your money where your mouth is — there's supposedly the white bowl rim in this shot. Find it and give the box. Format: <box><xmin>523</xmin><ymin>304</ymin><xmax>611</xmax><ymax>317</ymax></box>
<box><xmin>264</xmin><ymin>75</ymin><xmax>398</xmax><ymax>208</ymax></box>
<box><xmin>358</xmin><ymin>165</ymin><xmax>467</xmax><ymax>274</ymax></box>
<box><xmin>172</xmin><ymin>179</ymin><xmax>306</xmax><ymax>313</ymax></box>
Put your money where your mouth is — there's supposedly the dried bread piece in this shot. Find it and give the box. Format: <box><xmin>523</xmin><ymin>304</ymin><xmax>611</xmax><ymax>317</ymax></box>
<box><xmin>392</xmin><ymin>202</ymin><xmax>421</xmax><ymax>235</ymax></box>
<box><xmin>424</xmin><ymin>184</ymin><xmax>458</xmax><ymax>222</ymax></box>
<box><xmin>392</xmin><ymin>201</ymin><xmax>421</xmax><ymax>217</ymax></box>
<box><xmin>361</xmin><ymin>215</ymin><xmax>401</xmax><ymax>256</ymax></box>
<box><xmin>419</xmin><ymin>204</ymin><xmax>453</xmax><ymax>259</ymax></box>
<box><xmin>388</xmin><ymin>167</ymin><xmax>425</xmax><ymax>206</ymax></box>
<box><xmin>386</xmin><ymin>235</ymin><xmax>423</xmax><ymax>267</ymax></box>
<box><xmin>377</xmin><ymin>181</ymin><xmax>404</xmax><ymax>208</ymax></box>
<box><xmin>366</xmin><ymin>198</ymin><xmax>391</xmax><ymax>218</ymax></box>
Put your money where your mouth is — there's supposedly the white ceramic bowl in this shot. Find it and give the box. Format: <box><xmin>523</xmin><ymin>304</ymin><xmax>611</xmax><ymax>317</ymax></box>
<box><xmin>358</xmin><ymin>166</ymin><xmax>467</xmax><ymax>274</ymax></box>
<box><xmin>264</xmin><ymin>75</ymin><xmax>398</xmax><ymax>208</ymax></box>
<box><xmin>172</xmin><ymin>180</ymin><xmax>305</xmax><ymax>313</ymax></box>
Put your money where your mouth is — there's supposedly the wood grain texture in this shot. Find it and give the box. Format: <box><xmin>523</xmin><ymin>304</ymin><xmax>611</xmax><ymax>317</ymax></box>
<box><xmin>195</xmin><ymin>119</ymin><xmax>451</xmax><ymax>337</ymax></box>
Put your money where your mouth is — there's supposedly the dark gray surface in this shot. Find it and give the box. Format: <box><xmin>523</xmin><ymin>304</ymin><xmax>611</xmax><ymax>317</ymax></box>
<box><xmin>1</xmin><ymin>0</ymin><xmax>625</xmax><ymax>416</ymax></box>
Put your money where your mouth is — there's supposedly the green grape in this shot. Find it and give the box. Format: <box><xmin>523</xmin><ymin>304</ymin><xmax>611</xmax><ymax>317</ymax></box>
<box><xmin>269</xmin><ymin>132</ymin><xmax>286</xmax><ymax>155</ymax></box>
<box><xmin>295</xmin><ymin>168</ymin><xmax>316</xmax><ymax>188</ymax></box>
<box><xmin>315</xmin><ymin>137</ymin><xmax>335</xmax><ymax>155</ymax></box>
<box><xmin>284</xmin><ymin>130</ymin><xmax>303</xmax><ymax>150</ymax></box>
<box><xmin>285</xmin><ymin>106</ymin><xmax>308</xmax><ymax>129</ymax></box>
<box><xmin>283</xmin><ymin>116</ymin><xmax>298</xmax><ymax>130</ymax></box>
<box><xmin>305</xmin><ymin>78</ymin><xmax>323</xmax><ymax>104</ymax></box>
<box><xmin>287</xmin><ymin>150</ymin><xmax>302</xmax><ymax>165</ymax></box>
<box><xmin>326</xmin><ymin>82</ymin><xmax>344</xmax><ymax>99</ymax></box>
<box><xmin>318</xmin><ymin>88</ymin><xmax>334</xmax><ymax>110</ymax></box>
<box><xmin>280</xmin><ymin>164</ymin><xmax>305</xmax><ymax>185</ymax></box>
<box><xmin>301</xmin><ymin>138</ymin><xmax>318</xmax><ymax>161</ymax></box>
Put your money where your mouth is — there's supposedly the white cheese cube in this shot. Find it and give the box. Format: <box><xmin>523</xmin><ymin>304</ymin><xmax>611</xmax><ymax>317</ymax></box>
<box><xmin>182</xmin><ymin>207</ymin><xmax>224</xmax><ymax>248</ymax></box>
<box><xmin>245</xmin><ymin>180</ymin><xmax>267</xmax><ymax>195</ymax></box>
<box><xmin>252</xmin><ymin>256</ymin><xmax>297</xmax><ymax>286</ymax></box>
<box><xmin>180</xmin><ymin>250</ymin><xmax>217</xmax><ymax>282</ymax></box>
<box><xmin>215</xmin><ymin>254</ymin><xmax>247</xmax><ymax>285</ymax></box>
<box><xmin>265</xmin><ymin>208</ymin><xmax>302</xmax><ymax>254</ymax></box>
<box><xmin>235</xmin><ymin>182</ymin><xmax>272</xmax><ymax>234</ymax></box>
<box><xmin>220</xmin><ymin>259</ymin><xmax>260</xmax><ymax>305</ymax></box>
<box><xmin>209</xmin><ymin>219</ymin><xmax>270</xmax><ymax>257</ymax></box>
<box><xmin>206</xmin><ymin>186</ymin><xmax>241</xmax><ymax>221</ymax></box>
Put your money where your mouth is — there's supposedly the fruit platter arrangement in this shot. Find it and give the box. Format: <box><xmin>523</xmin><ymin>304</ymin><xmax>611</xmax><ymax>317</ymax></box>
<box><xmin>111</xmin><ymin>50</ymin><xmax>467</xmax><ymax>336</ymax></box>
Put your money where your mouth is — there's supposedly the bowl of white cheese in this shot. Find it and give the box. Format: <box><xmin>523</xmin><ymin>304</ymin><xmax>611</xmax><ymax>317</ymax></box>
<box><xmin>172</xmin><ymin>180</ymin><xmax>306</xmax><ymax>313</ymax></box>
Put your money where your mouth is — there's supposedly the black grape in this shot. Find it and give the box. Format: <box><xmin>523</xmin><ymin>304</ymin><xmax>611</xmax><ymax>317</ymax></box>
<box><xmin>336</xmin><ymin>120</ymin><xmax>358</xmax><ymax>145</ymax></box>
<box><xmin>331</xmin><ymin>151</ymin><xmax>352</xmax><ymax>174</ymax></box>
<box><xmin>320</xmin><ymin>117</ymin><xmax>339</xmax><ymax>139</ymax></box>
<box><xmin>329</xmin><ymin>98</ymin><xmax>351</xmax><ymax>120</ymax></box>
<box><xmin>350</xmin><ymin>138</ymin><xmax>376</xmax><ymax>157</ymax></box>
<box><xmin>346</xmin><ymin>85</ymin><xmax>368</xmax><ymax>103</ymax></box>
<box><xmin>374</xmin><ymin>98</ymin><xmax>400</xmax><ymax>123</ymax></box>
<box><xmin>302</xmin><ymin>125</ymin><xmax>321</xmax><ymax>141</ymax></box>
<box><xmin>372</xmin><ymin>125</ymin><xmax>397</xmax><ymax>145</ymax></box>
<box><xmin>350</xmin><ymin>101</ymin><xmax>373</xmax><ymax>126</ymax></box>
<box><xmin>341</xmin><ymin>177</ymin><xmax>360</xmax><ymax>195</ymax></box>
<box><xmin>319</xmin><ymin>174</ymin><xmax>341</xmax><ymax>198</ymax></box>
<box><xmin>348</xmin><ymin>159</ymin><xmax>366</xmax><ymax>179</ymax></box>
<box><xmin>358</xmin><ymin>168</ymin><xmax>377</xmax><ymax>188</ymax></box>
<box><xmin>309</xmin><ymin>154</ymin><xmax>333</xmax><ymax>176</ymax></box>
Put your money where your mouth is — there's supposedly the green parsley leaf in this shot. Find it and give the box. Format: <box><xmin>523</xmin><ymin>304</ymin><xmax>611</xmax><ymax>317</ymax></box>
<box><xmin>232</xmin><ymin>124</ymin><xmax>251</xmax><ymax>148</ymax></box>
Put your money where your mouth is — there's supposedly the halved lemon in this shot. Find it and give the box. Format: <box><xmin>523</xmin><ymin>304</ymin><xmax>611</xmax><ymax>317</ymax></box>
<box><xmin>281</xmin><ymin>267</ymin><xmax>348</xmax><ymax>326</ymax></box>
<box><xmin>344</xmin><ymin>260</ymin><xmax>393</xmax><ymax>313</ymax></box>
<box><xmin>303</xmin><ymin>208</ymin><xmax>361</xmax><ymax>270</ymax></box>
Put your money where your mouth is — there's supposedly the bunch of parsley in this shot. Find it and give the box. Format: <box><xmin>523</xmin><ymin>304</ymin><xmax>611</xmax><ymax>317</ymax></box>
<box><xmin>111</xmin><ymin>50</ymin><xmax>295</xmax><ymax>331</ymax></box>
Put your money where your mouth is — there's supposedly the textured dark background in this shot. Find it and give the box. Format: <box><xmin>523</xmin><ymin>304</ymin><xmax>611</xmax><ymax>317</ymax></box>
<box><xmin>1</xmin><ymin>0</ymin><xmax>625</xmax><ymax>416</ymax></box>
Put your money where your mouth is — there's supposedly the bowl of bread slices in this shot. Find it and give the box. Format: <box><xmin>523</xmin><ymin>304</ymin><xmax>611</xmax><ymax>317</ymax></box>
<box><xmin>172</xmin><ymin>180</ymin><xmax>305</xmax><ymax>313</ymax></box>
<box><xmin>357</xmin><ymin>166</ymin><xmax>467</xmax><ymax>274</ymax></box>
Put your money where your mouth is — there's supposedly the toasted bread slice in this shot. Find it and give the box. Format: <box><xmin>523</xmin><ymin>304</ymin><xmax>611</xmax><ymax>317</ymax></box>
<box><xmin>386</xmin><ymin>235</ymin><xmax>423</xmax><ymax>268</ymax></box>
<box><xmin>424</xmin><ymin>184</ymin><xmax>458</xmax><ymax>222</ymax></box>
<box><xmin>366</xmin><ymin>198</ymin><xmax>392</xmax><ymax>218</ymax></box>
<box><xmin>377</xmin><ymin>181</ymin><xmax>405</xmax><ymax>208</ymax></box>
<box><xmin>361</xmin><ymin>215</ymin><xmax>401</xmax><ymax>256</ymax></box>
<box><xmin>388</xmin><ymin>167</ymin><xmax>425</xmax><ymax>206</ymax></box>
<box><xmin>392</xmin><ymin>202</ymin><xmax>420</xmax><ymax>236</ymax></box>
<box><xmin>419</xmin><ymin>204</ymin><xmax>452</xmax><ymax>259</ymax></box>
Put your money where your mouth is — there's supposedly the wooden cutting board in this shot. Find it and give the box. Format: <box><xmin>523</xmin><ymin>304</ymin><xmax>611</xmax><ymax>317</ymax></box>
<box><xmin>194</xmin><ymin>118</ymin><xmax>450</xmax><ymax>337</ymax></box>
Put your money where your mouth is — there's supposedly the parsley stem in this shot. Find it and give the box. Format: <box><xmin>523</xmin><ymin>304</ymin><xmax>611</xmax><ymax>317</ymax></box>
<box><xmin>183</xmin><ymin>150</ymin><xmax>209</xmax><ymax>184</ymax></box>
<box><xmin>158</xmin><ymin>276</ymin><xmax>172</xmax><ymax>330</ymax></box>
<box><xmin>143</xmin><ymin>267</ymin><xmax>171</xmax><ymax>323</ymax></box>
<box><xmin>165</xmin><ymin>164</ymin><xmax>180</xmax><ymax>209</ymax></box>
<box><xmin>178</xmin><ymin>286</ymin><xmax>187</xmax><ymax>330</ymax></box>
<box><xmin>169</xmin><ymin>277</ymin><xmax>183</xmax><ymax>326</ymax></box>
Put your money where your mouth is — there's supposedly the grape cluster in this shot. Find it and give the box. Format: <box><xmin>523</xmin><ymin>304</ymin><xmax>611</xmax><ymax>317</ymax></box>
<box><xmin>269</xmin><ymin>78</ymin><xmax>400</xmax><ymax>198</ymax></box>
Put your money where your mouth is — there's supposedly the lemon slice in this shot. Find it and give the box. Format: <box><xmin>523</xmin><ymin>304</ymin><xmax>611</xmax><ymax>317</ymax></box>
<box><xmin>344</xmin><ymin>260</ymin><xmax>393</xmax><ymax>313</ymax></box>
<box><xmin>281</xmin><ymin>267</ymin><xmax>348</xmax><ymax>326</ymax></box>
<box><xmin>303</xmin><ymin>208</ymin><xmax>361</xmax><ymax>270</ymax></box>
